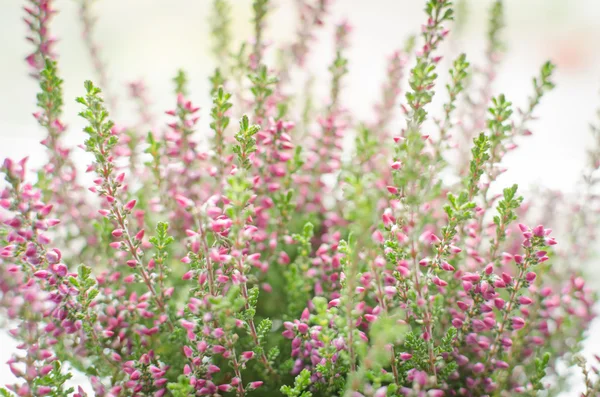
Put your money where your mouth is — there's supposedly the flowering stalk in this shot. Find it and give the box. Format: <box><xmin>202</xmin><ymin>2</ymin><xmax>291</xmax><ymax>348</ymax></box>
<box><xmin>77</xmin><ymin>81</ymin><xmax>173</xmax><ymax>331</ymax></box>
<box><xmin>290</xmin><ymin>0</ymin><xmax>330</xmax><ymax>66</ymax></box>
<box><xmin>457</xmin><ymin>0</ymin><xmax>505</xmax><ymax>173</ymax></box>
<box><xmin>210</xmin><ymin>86</ymin><xmax>233</xmax><ymax>181</ymax></box>
<box><xmin>482</xmin><ymin>223</ymin><xmax>552</xmax><ymax>376</ymax></box>
<box><xmin>225</xmin><ymin>115</ymin><xmax>277</xmax><ymax>379</ymax></box>
<box><xmin>0</xmin><ymin>159</ymin><xmax>81</xmax><ymax>397</ymax></box>
<box><xmin>23</xmin><ymin>0</ymin><xmax>57</xmax><ymax>77</ymax></box>
<box><xmin>251</xmin><ymin>0</ymin><xmax>270</xmax><ymax>69</ymax></box>
<box><xmin>78</xmin><ymin>0</ymin><xmax>116</xmax><ymax>111</ymax></box>
<box><xmin>433</xmin><ymin>53</ymin><xmax>470</xmax><ymax>165</ymax></box>
<box><xmin>388</xmin><ymin>0</ymin><xmax>454</xmax><ymax>379</ymax></box>
<box><xmin>128</xmin><ymin>80</ymin><xmax>156</xmax><ymax>130</ymax></box>
<box><xmin>210</xmin><ymin>0</ymin><xmax>232</xmax><ymax>67</ymax></box>
<box><xmin>372</xmin><ymin>49</ymin><xmax>409</xmax><ymax>138</ymax></box>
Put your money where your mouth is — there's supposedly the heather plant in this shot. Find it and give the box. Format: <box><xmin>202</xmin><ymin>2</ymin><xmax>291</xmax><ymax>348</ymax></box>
<box><xmin>1</xmin><ymin>0</ymin><xmax>599</xmax><ymax>396</ymax></box>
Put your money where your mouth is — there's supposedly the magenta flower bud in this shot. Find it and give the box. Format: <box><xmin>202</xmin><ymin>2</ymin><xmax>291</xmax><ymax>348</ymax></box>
<box><xmin>217</xmin><ymin>274</ymin><xmax>229</xmax><ymax>283</ymax></box>
<box><xmin>39</xmin><ymin>204</ymin><xmax>53</xmax><ymax>216</ymax></box>
<box><xmin>462</xmin><ymin>273</ymin><xmax>480</xmax><ymax>283</ymax></box>
<box><xmin>483</xmin><ymin>317</ymin><xmax>495</xmax><ymax>328</ymax></box>
<box><xmin>525</xmin><ymin>272</ymin><xmax>536</xmax><ymax>283</ymax></box>
<box><xmin>427</xmin><ymin>233</ymin><xmax>441</xmax><ymax>244</ymax></box>
<box><xmin>55</xmin><ymin>263</ymin><xmax>68</xmax><ymax>277</ymax></box>
<box><xmin>246</xmin><ymin>252</ymin><xmax>261</xmax><ymax>264</ymax></box>
<box><xmin>462</xmin><ymin>281</ymin><xmax>473</xmax><ymax>292</ymax></box>
<box><xmin>183</xmin><ymin>346</ymin><xmax>193</xmax><ymax>358</ymax></box>
<box><xmin>38</xmin><ymin>233</ymin><xmax>51</xmax><ymax>244</ymax></box>
<box><xmin>494</xmin><ymin>279</ymin><xmax>506</xmax><ymax>288</ymax></box>
<box><xmin>359</xmin><ymin>332</ymin><xmax>368</xmax><ymax>342</ymax></box>
<box><xmin>513</xmin><ymin>255</ymin><xmax>523</xmax><ymax>264</ymax></box>
<box><xmin>34</xmin><ymin>270</ymin><xmax>48</xmax><ymax>279</ymax></box>
<box><xmin>182</xmin><ymin>271</ymin><xmax>193</xmax><ymax>280</ymax></box>
<box><xmin>501</xmin><ymin>272</ymin><xmax>512</xmax><ymax>284</ymax></box>
<box><xmin>494</xmin><ymin>298</ymin><xmax>505</xmax><ymax>310</ymax></box>
<box><xmin>297</xmin><ymin>323</ymin><xmax>309</xmax><ymax>334</ymax></box>
<box><xmin>218</xmin><ymin>384</ymin><xmax>233</xmax><ymax>392</ymax></box>
<box><xmin>328</xmin><ymin>298</ymin><xmax>340</xmax><ymax>308</ymax></box>
<box><xmin>533</xmin><ymin>225</ymin><xmax>545</xmax><ymax>237</ymax></box>
<box><xmin>574</xmin><ymin>277</ymin><xmax>585</xmax><ymax>290</ymax></box>
<box><xmin>395</xmin><ymin>232</ymin><xmax>409</xmax><ymax>244</ymax></box>
<box><xmin>518</xmin><ymin>223</ymin><xmax>528</xmax><ymax>233</ymax></box>
<box><xmin>181</xmin><ymin>320</ymin><xmax>195</xmax><ymax>330</ymax></box>
<box><xmin>372</xmin><ymin>230</ymin><xmax>384</xmax><ymax>244</ymax></box>
<box><xmin>485</xmin><ymin>263</ymin><xmax>493</xmax><ymax>275</ymax></box>
<box><xmin>472</xmin><ymin>363</ymin><xmax>484</xmax><ymax>374</ymax></box>
<box><xmin>532</xmin><ymin>336</ymin><xmax>544</xmax><ymax>345</ymax></box>
<box><xmin>207</xmin><ymin>364</ymin><xmax>220</xmax><ymax>374</ymax></box>
<box><xmin>390</xmin><ymin>161</ymin><xmax>403</xmax><ymax>170</ymax></box>
<box><xmin>400</xmin><ymin>353</ymin><xmax>412</xmax><ymax>360</ymax></box>
<box><xmin>124</xmin><ymin>199</ymin><xmax>137</xmax><ymax>211</ymax></box>
<box><xmin>248</xmin><ymin>381</ymin><xmax>264</xmax><ymax>390</ymax></box>
<box><xmin>37</xmin><ymin>363</ymin><xmax>54</xmax><ymax>377</ymax></box>
<box><xmin>449</xmin><ymin>245</ymin><xmax>462</xmax><ymax>254</ymax></box>
<box><xmin>111</xmin><ymin>228</ymin><xmax>123</xmax><ymax>238</ymax></box>
<box><xmin>241</xmin><ymin>351</ymin><xmax>255</xmax><ymax>361</ymax></box>
<box><xmin>413</xmin><ymin>370</ymin><xmax>427</xmax><ymax>387</ymax></box>
<box><xmin>441</xmin><ymin>261</ymin><xmax>455</xmax><ymax>271</ymax></box>
<box><xmin>518</xmin><ymin>296</ymin><xmax>533</xmax><ymax>305</ymax></box>
<box><xmin>45</xmin><ymin>250</ymin><xmax>59</xmax><ymax>264</ymax></box>
<box><xmin>197</xmin><ymin>340</ymin><xmax>208</xmax><ymax>353</ymax></box>
<box><xmin>496</xmin><ymin>360</ymin><xmax>509</xmax><ymax>369</ymax></box>
<box><xmin>512</xmin><ymin>317</ymin><xmax>525</xmax><ymax>330</ymax></box>
<box><xmin>135</xmin><ymin>229</ymin><xmax>145</xmax><ymax>240</ymax></box>
<box><xmin>129</xmin><ymin>371</ymin><xmax>146</xmax><ymax>383</ymax></box>
<box><xmin>37</xmin><ymin>386</ymin><xmax>52</xmax><ymax>395</ymax></box>
<box><xmin>386</xmin><ymin>186</ymin><xmax>399</xmax><ymax>195</ymax></box>
<box><xmin>212</xmin><ymin>328</ymin><xmax>224</xmax><ymax>338</ymax></box>
<box><xmin>457</xmin><ymin>301</ymin><xmax>469</xmax><ymax>311</ymax></box>
<box><xmin>363</xmin><ymin>314</ymin><xmax>377</xmax><ymax>324</ymax></box>
<box><xmin>175</xmin><ymin>194</ymin><xmax>193</xmax><ymax>208</ymax></box>
<box><xmin>433</xmin><ymin>276</ymin><xmax>447</xmax><ymax>287</ymax></box>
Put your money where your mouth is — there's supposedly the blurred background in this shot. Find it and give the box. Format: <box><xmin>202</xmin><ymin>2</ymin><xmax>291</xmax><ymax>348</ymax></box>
<box><xmin>1</xmin><ymin>0</ymin><xmax>600</xmax><ymax>394</ymax></box>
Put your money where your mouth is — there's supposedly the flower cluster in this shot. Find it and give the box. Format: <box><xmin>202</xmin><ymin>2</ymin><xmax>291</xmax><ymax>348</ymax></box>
<box><xmin>1</xmin><ymin>0</ymin><xmax>599</xmax><ymax>396</ymax></box>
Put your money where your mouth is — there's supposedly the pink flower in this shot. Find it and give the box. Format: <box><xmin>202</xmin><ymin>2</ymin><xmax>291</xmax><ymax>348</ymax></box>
<box><xmin>248</xmin><ymin>381</ymin><xmax>263</xmax><ymax>390</ymax></box>
<box><xmin>512</xmin><ymin>317</ymin><xmax>525</xmax><ymax>330</ymax></box>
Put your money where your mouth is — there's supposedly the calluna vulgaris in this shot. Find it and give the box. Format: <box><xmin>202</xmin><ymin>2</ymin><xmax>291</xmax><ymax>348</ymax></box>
<box><xmin>2</xmin><ymin>0</ymin><xmax>600</xmax><ymax>396</ymax></box>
